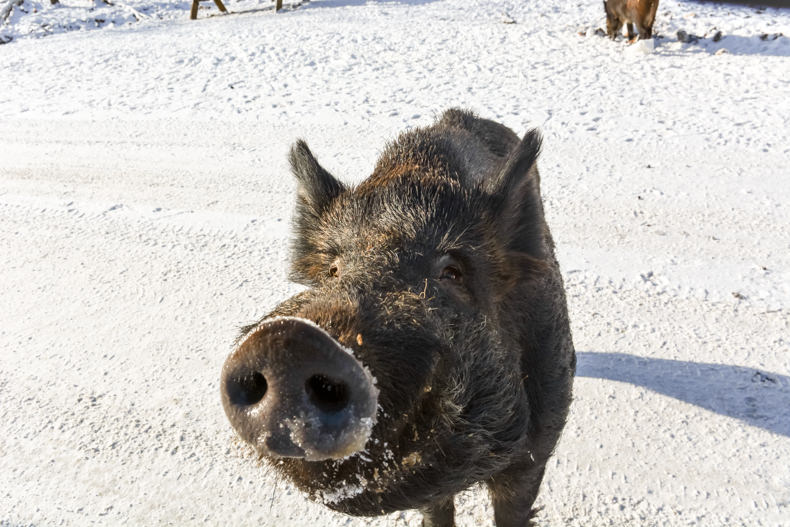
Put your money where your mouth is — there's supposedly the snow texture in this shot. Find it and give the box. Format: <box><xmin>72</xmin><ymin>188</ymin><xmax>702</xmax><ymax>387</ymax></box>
<box><xmin>1</xmin><ymin>0</ymin><xmax>789</xmax><ymax>525</ymax></box>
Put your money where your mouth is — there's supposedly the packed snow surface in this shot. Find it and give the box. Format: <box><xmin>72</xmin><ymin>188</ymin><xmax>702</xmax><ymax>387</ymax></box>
<box><xmin>1</xmin><ymin>0</ymin><xmax>789</xmax><ymax>525</ymax></box>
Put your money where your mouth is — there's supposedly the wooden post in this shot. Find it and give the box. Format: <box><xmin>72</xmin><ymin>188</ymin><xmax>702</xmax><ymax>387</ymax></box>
<box><xmin>275</xmin><ymin>0</ymin><xmax>282</xmax><ymax>11</ymax></box>
<box><xmin>213</xmin><ymin>0</ymin><xmax>228</xmax><ymax>13</ymax></box>
<box><xmin>190</xmin><ymin>0</ymin><xmax>228</xmax><ymax>19</ymax></box>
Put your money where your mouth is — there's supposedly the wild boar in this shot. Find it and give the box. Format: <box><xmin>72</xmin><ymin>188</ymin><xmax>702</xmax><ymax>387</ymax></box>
<box><xmin>604</xmin><ymin>0</ymin><xmax>659</xmax><ymax>40</ymax></box>
<box><xmin>220</xmin><ymin>109</ymin><xmax>576</xmax><ymax>526</ymax></box>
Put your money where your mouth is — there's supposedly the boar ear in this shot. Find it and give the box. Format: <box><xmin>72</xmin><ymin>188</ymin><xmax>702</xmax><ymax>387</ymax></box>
<box><xmin>487</xmin><ymin>129</ymin><xmax>547</xmax><ymax>260</ymax></box>
<box><xmin>289</xmin><ymin>139</ymin><xmax>346</xmax><ymax>215</ymax></box>
<box><xmin>288</xmin><ymin>140</ymin><xmax>346</xmax><ymax>284</ymax></box>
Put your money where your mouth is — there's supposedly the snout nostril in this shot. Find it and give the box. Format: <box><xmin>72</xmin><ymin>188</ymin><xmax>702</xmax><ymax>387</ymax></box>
<box><xmin>306</xmin><ymin>374</ymin><xmax>350</xmax><ymax>413</ymax></box>
<box><xmin>227</xmin><ymin>371</ymin><xmax>268</xmax><ymax>406</ymax></box>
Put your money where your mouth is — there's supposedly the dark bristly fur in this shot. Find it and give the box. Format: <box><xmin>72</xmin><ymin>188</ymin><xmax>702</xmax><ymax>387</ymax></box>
<box><xmin>231</xmin><ymin>109</ymin><xmax>576</xmax><ymax>527</ymax></box>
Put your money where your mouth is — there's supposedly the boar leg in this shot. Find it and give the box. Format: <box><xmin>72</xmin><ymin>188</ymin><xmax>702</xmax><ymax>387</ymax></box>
<box><xmin>608</xmin><ymin>18</ymin><xmax>623</xmax><ymax>40</ymax></box>
<box><xmin>488</xmin><ymin>462</ymin><xmax>546</xmax><ymax>527</ymax></box>
<box><xmin>420</xmin><ymin>496</ymin><xmax>455</xmax><ymax>527</ymax></box>
<box><xmin>626</xmin><ymin>22</ymin><xmax>636</xmax><ymax>40</ymax></box>
<box><xmin>641</xmin><ymin>0</ymin><xmax>658</xmax><ymax>39</ymax></box>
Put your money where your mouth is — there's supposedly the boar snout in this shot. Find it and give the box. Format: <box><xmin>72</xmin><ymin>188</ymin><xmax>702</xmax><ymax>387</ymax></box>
<box><xmin>221</xmin><ymin>317</ymin><xmax>379</xmax><ymax>461</ymax></box>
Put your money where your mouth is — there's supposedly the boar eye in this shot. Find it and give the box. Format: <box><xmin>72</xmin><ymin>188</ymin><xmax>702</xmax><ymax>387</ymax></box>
<box><xmin>440</xmin><ymin>265</ymin><xmax>463</xmax><ymax>282</ymax></box>
<box><xmin>329</xmin><ymin>261</ymin><xmax>341</xmax><ymax>278</ymax></box>
<box><xmin>436</xmin><ymin>254</ymin><xmax>465</xmax><ymax>285</ymax></box>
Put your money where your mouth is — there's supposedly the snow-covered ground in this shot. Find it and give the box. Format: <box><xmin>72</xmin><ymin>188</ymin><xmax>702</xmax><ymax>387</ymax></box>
<box><xmin>1</xmin><ymin>0</ymin><xmax>789</xmax><ymax>525</ymax></box>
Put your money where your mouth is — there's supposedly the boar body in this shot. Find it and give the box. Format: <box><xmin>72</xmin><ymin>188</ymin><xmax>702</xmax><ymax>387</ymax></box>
<box><xmin>604</xmin><ymin>0</ymin><xmax>659</xmax><ymax>40</ymax></box>
<box><xmin>221</xmin><ymin>109</ymin><xmax>576</xmax><ymax>527</ymax></box>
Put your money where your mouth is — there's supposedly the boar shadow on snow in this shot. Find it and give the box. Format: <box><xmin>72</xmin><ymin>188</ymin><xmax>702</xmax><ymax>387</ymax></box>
<box><xmin>221</xmin><ymin>108</ymin><xmax>576</xmax><ymax>527</ymax></box>
<box><xmin>577</xmin><ymin>351</ymin><xmax>790</xmax><ymax>437</ymax></box>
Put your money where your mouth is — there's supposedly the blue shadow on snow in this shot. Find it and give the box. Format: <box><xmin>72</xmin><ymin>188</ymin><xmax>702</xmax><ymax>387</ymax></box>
<box><xmin>576</xmin><ymin>351</ymin><xmax>790</xmax><ymax>437</ymax></box>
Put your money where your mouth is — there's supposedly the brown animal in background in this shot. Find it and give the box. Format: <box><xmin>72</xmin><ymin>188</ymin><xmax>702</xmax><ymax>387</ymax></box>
<box><xmin>604</xmin><ymin>0</ymin><xmax>659</xmax><ymax>40</ymax></box>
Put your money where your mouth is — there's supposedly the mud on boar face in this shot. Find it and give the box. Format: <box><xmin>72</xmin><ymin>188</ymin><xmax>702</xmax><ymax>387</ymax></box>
<box><xmin>221</xmin><ymin>109</ymin><xmax>575</xmax><ymax>526</ymax></box>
